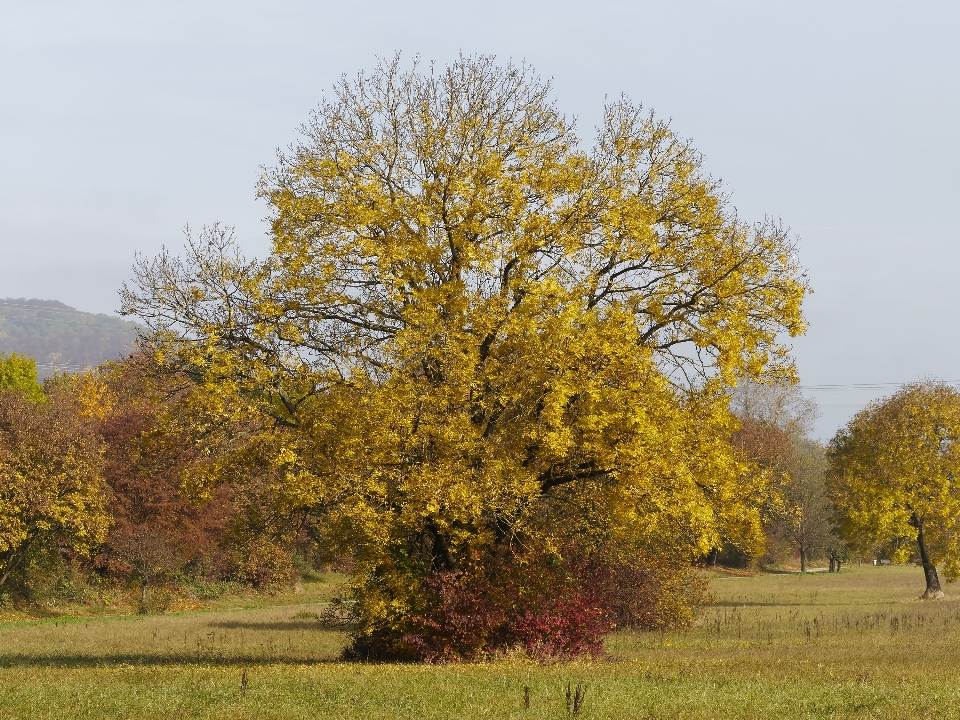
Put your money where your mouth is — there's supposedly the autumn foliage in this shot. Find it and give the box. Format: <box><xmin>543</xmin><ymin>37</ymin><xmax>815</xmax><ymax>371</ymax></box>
<box><xmin>731</xmin><ymin>384</ymin><xmax>837</xmax><ymax>572</ymax></box>
<box><xmin>97</xmin><ymin>363</ymin><xmax>229</xmax><ymax>565</ymax></box>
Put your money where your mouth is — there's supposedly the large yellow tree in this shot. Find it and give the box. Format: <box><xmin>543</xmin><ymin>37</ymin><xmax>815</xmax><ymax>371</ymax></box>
<box><xmin>828</xmin><ymin>381</ymin><xmax>960</xmax><ymax>599</ymax></box>
<box><xmin>122</xmin><ymin>55</ymin><xmax>808</xmax><ymax>658</ymax></box>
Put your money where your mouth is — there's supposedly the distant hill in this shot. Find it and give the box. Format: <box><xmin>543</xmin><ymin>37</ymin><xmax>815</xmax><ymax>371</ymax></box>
<box><xmin>0</xmin><ymin>298</ymin><xmax>140</xmax><ymax>377</ymax></box>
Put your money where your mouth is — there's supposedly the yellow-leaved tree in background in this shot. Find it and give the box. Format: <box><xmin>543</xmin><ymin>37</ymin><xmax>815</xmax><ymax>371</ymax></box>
<box><xmin>829</xmin><ymin>381</ymin><xmax>960</xmax><ymax>599</ymax></box>
<box><xmin>122</xmin><ymin>55</ymin><xmax>808</xmax><ymax>660</ymax></box>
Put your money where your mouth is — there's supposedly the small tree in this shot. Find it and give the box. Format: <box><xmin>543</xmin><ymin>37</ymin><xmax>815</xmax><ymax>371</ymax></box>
<box><xmin>109</xmin><ymin>525</ymin><xmax>183</xmax><ymax>613</ymax></box>
<box><xmin>782</xmin><ymin>439</ymin><xmax>834</xmax><ymax>572</ymax></box>
<box><xmin>0</xmin><ymin>353</ymin><xmax>44</xmax><ymax>403</ymax></box>
<box><xmin>828</xmin><ymin>381</ymin><xmax>960</xmax><ymax>599</ymax></box>
<box><xmin>94</xmin><ymin>356</ymin><xmax>235</xmax><ymax>582</ymax></box>
<box><xmin>826</xmin><ymin>540</ymin><xmax>850</xmax><ymax>572</ymax></box>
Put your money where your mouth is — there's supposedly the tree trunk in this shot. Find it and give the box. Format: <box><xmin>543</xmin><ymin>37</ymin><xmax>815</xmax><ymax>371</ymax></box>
<box><xmin>914</xmin><ymin>515</ymin><xmax>944</xmax><ymax>599</ymax></box>
<box><xmin>707</xmin><ymin>548</ymin><xmax>718</xmax><ymax>567</ymax></box>
<box><xmin>800</xmin><ymin>548</ymin><xmax>807</xmax><ymax>573</ymax></box>
<box><xmin>425</xmin><ymin>524</ymin><xmax>455</xmax><ymax>572</ymax></box>
<box><xmin>0</xmin><ymin>542</ymin><xmax>28</xmax><ymax>591</ymax></box>
<box><xmin>139</xmin><ymin>579</ymin><xmax>149</xmax><ymax>614</ymax></box>
<box><xmin>0</xmin><ymin>551</ymin><xmax>18</xmax><ymax>590</ymax></box>
<box><xmin>828</xmin><ymin>558</ymin><xmax>835</xmax><ymax>573</ymax></box>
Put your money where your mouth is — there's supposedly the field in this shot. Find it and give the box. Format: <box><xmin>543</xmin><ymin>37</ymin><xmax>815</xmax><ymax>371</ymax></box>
<box><xmin>2</xmin><ymin>565</ymin><xmax>960</xmax><ymax>719</ymax></box>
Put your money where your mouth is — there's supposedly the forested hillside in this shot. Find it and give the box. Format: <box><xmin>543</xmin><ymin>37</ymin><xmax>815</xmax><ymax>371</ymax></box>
<box><xmin>0</xmin><ymin>298</ymin><xmax>139</xmax><ymax>375</ymax></box>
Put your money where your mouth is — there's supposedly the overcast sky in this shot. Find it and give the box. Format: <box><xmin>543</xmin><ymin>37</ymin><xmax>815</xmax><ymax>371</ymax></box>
<box><xmin>1</xmin><ymin>0</ymin><xmax>958</xmax><ymax>438</ymax></box>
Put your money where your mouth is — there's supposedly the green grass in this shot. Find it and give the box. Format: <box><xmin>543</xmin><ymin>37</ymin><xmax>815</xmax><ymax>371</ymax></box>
<box><xmin>2</xmin><ymin>565</ymin><xmax>959</xmax><ymax>718</ymax></box>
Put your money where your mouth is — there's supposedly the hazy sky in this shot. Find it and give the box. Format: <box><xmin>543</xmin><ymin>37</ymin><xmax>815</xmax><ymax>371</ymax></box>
<box><xmin>2</xmin><ymin>0</ymin><xmax>958</xmax><ymax>438</ymax></box>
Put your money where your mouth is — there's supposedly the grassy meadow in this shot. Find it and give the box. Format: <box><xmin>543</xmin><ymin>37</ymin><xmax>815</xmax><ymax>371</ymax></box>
<box><xmin>3</xmin><ymin>565</ymin><xmax>960</xmax><ymax>718</ymax></box>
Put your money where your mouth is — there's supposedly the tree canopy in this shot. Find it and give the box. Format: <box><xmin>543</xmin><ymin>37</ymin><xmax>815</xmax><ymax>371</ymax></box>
<box><xmin>122</xmin><ymin>55</ymin><xmax>809</xmax><ymax>659</ymax></box>
<box><xmin>0</xmin><ymin>353</ymin><xmax>44</xmax><ymax>403</ymax></box>
<box><xmin>0</xmin><ymin>381</ymin><xmax>109</xmax><ymax>590</ymax></box>
<box><xmin>828</xmin><ymin>381</ymin><xmax>960</xmax><ymax>599</ymax></box>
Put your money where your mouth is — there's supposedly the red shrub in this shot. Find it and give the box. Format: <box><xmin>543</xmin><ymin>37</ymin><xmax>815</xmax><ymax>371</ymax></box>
<box><xmin>391</xmin><ymin>550</ymin><xmax>669</xmax><ymax>662</ymax></box>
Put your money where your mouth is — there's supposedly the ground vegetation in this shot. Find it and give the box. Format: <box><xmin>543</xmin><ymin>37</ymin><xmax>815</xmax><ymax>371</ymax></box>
<box><xmin>0</xmin><ymin>566</ymin><xmax>956</xmax><ymax>719</ymax></box>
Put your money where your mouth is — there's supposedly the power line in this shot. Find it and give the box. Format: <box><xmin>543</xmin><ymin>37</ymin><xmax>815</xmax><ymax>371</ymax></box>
<box><xmin>800</xmin><ymin>381</ymin><xmax>960</xmax><ymax>391</ymax></box>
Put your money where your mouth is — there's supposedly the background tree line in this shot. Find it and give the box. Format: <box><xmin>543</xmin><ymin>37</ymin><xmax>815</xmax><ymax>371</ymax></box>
<box><xmin>0</xmin><ymin>351</ymin><xmax>316</xmax><ymax>614</ymax></box>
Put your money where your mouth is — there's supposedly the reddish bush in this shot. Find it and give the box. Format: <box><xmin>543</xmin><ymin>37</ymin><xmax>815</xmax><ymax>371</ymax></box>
<box><xmin>348</xmin><ymin>547</ymin><xmax>693</xmax><ymax>663</ymax></box>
